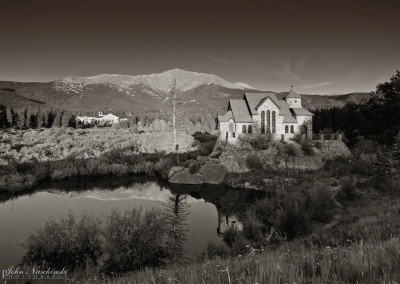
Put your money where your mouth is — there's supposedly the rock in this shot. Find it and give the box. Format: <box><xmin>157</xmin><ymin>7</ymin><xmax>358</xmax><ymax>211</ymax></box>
<box><xmin>168</xmin><ymin>166</ymin><xmax>185</xmax><ymax>180</ymax></box>
<box><xmin>168</xmin><ymin>167</ymin><xmax>204</xmax><ymax>184</ymax></box>
<box><xmin>168</xmin><ymin>159</ymin><xmax>226</xmax><ymax>185</ymax></box>
<box><xmin>285</xmin><ymin>155</ymin><xmax>324</xmax><ymax>170</ymax></box>
<box><xmin>198</xmin><ymin>160</ymin><xmax>226</xmax><ymax>184</ymax></box>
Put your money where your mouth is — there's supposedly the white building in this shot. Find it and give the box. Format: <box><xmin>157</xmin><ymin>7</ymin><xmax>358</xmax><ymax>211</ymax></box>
<box><xmin>77</xmin><ymin>111</ymin><xmax>128</xmax><ymax>125</ymax></box>
<box><xmin>217</xmin><ymin>87</ymin><xmax>314</xmax><ymax>144</ymax></box>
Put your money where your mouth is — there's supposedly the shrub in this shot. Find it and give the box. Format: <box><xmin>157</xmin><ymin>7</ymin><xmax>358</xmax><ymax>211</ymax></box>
<box><xmin>336</xmin><ymin>177</ymin><xmax>358</xmax><ymax>202</ymax></box>
<box><xmin>223</xmin><ymin>227</ymin><xmax>241</xmax><ymax>247</ymax></box>
<box><xmin>249</xmin><ymin>134</ymin><xmax>272</xmax><ymax>150</ymax></box>
<box><xmin>21</xmin><ymin>211</ymin><xmax>103</xmax><ymax>272</ymax></box>
<box><xmin>231</xmin><ymin>234</ymin><xmax>250</xmax><ymax>256</ymax></box>
<box><xmin>301</xmin><ymin>140</ymin><xmax>314</xmax><ymax>156</ymax></box>
<box><xmin>315</xmin><ymin>141</ymin><xmax>323</xmax><ymax>150</ymax></box>
<box><xmin>291</xmin><ymin>134</ymin><xmax>302</xmax><ymax>144</ymax></box>
<box><xmin>246</xmin><ymin>155</ymin><xmax>263</xmax><ymax>171</ymax></box>
<box><xmin>285</xmin><ymin>143</ymin><xmax>299</xmax><ymax>157</ymax></box>
<box><xmin>102</xmin><ymin>208</ymin><xmax>167</xmax><ymax>274</ymax></box>
<box><xmin>274</xmin><ymin>192</ymin><xmax>310</xmax><ymax>240</ymax></box>
<box><xmin>309</xmin><ymin>186</ymin><xmax>335</xmax><ymax>222</ymax></box>
<box><xmin>188</xmin><ymin>161</ymin><xmax>202</xmax><ymax>174</ymax></box>
<box><xmin>202</xmin><ymin>242</ymin><xmax>231</xmax><ymax>259</ymax></box>
<box><xmin>242</xmin><ymin>213</ymin><xmax>265</xmax><ymax>243</ymax></box>
<box><xmin>251</xmin><ymin>198</ymin><xmax>277</xmax><ymax>227</ymax></box>
<box><xmin>192</xmin><ymin>132</ymin><xmax>218</xmax><ymax>156</ymax></box>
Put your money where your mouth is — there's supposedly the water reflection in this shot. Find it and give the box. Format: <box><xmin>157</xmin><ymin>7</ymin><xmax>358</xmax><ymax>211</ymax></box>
<box><xmin>0</xmin><ymin>176</ymin><xmax>265</xmax><ymax>269</ymax></box>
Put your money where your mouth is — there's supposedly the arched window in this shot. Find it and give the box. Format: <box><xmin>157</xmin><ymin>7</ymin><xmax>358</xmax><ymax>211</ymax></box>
<box><xmin>261</xmin><ymin>111</ymin><xmax>265</xmax><ymax>133</ymax></box>
<box><xmin>272</xmin><ymin>111</ymin><xmax>276</xmax><ymax>133</ymax></box>
<box><xmin>242</xmin><ymin>125</ymin><xmax>246</xmax><ymax>133</ymax></box>
<box><xmin>248</xmin><ymin>125</ymin><xmax>252</xmax><ymax>133</ymax></box>
<box><xmin>267</xmin><ymin>110</ymin><xmax>271</xmax><ymax>133</ymax></box>
<box><xmin>285</xmin><ymin>125</ymin><xmax>289</xmax><ymax>133</ymax></box>
<box><xmin>290</xmin><ymin>125</ymin><xmax>294</xmax><ymax>133</ymax></box>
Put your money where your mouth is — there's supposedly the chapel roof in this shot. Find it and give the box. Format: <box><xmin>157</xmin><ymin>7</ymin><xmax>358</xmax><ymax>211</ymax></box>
<box><xmin>217</xmin><ymin>110</ymin><xmax>234</xmax><ymax>122</ymax></box>
<box><xmin>228</xmin><ymin>100</ymin><xmax>253</xmax><ymax>123</ymax></box>
<box><xmin>291</xmin><ymin>108</ymin><xmax>314</xmax><ymax>116</ymax></box>
<box><xmin>244</xmin><ymin>92</ymin><xmax>297</xmax><ymax>122</ymax></box>
<box><xmin>284</xmin><ymin>86</ymin><xmax>302</xmax><ymax>99</ymax></box>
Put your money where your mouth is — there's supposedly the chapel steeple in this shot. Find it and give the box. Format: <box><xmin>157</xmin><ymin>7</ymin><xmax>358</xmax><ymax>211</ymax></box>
<box><xmin>284</xmin><ymin>85</ymin><xmax>302</xmax><ymax>108</ymax></box>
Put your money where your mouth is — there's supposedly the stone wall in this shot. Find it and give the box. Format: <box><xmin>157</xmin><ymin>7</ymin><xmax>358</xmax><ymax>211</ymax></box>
<box><xmin>314</xmin><ymin>140</ymin><xmax>352</xmax><ymax>160</ymax></box>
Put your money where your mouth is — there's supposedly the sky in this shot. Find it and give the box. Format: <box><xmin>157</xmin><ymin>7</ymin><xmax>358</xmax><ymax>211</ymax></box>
<box><xmin>0</xmin><ymin>0</ymin><xmax>399</xmax><ymax>94</ymax></box>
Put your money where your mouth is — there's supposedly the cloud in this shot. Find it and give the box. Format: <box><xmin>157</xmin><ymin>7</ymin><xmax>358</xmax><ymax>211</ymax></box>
<box><xmin>300</xmin><ymin>81</ymin><xmax>336</xmax><ymax>89</ymax></box>
<box><xmin>205</xmin><ymin>54</ymin><xmax>230</xmax><ymax>66</ymax></box>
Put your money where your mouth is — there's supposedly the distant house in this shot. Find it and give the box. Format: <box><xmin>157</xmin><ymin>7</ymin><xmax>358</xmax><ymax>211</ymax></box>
<box><xmin>77</xmin><ymin>111</ymin><xmax>128</xmax><ymax>125</ymax></box>
<box><xmin>217</xmin><ymin>87</ymin><xmax>314</xmax><ymax>144</ymax></box>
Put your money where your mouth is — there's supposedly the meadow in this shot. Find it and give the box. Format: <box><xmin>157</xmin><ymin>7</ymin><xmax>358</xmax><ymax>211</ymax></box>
<box><xmin>0</xmin><ymin>127</ymin><xmax>200</xmax><ymax>193</ymax></box>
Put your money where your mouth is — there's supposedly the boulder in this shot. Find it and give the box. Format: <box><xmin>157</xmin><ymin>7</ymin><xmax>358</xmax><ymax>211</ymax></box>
<box><xmin>168</xmin><ymin>159</ymin><xmax>226</xmax><ymax>185</ymax></box>
<box><xmin>198</xmin><ymin>160</ymin><xmax>227</xmax><ymax>184</ymax></box>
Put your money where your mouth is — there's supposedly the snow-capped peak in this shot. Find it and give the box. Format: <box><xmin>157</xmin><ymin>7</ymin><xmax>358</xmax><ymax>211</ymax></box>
<box><xmin>58</xmin><ymin>69</ymin><xmax>256</xmax><ymax>93</ymax></box>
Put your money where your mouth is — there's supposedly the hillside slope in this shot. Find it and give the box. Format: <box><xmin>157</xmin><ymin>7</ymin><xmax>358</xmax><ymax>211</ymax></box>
<box><xmin>0</xmin><ymin>69</ymin><xmax>372</xmax><ymax>113</ymax></box>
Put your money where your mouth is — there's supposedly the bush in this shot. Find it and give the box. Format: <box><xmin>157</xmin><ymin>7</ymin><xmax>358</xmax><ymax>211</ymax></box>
<box><xmin>242</xmin><ymin>213</ymin><xmax>265</xmax><ymax>243</ymax></box>
<box><xmin>251</xmin><ymin>198</ymin><xmax>277</xmax><ymax>227</ymax></box>
<box><xmin>315</xmin><ymin>141</ymin><xmax>323</xmax><ymax>150</ymax></box>
<box><xmin>301</xmin><ymin>140</ymin><xmax>314</xmax><ymax>156</ymax></box>
<box><xmin>102</xmin><ymin>208</ymin><xmax>167</xmax><ymax>274</ymax></box>
<box><xmin>193</xmin><ymin>132</ymin><xmax>217</xmax><ymax>156</ymax></box>
<box><xmin>309</xmin><ymin>186</ymin><xmax>335</xmax><ymax>222</ymax></box>
<box><xmin>291</xmin><ymin>134</ymin><xmax>302</xmax><ymax>144</ymax></box>
<box><xmin>274</xmin><ymin>192</ymin><xmax>311</xmax><ymax>240</ymax></box>
<box><xmin>246</xmin><ymin>155</ymin><xmax>263</xmax><ymax>171</ymax></box>
<box><xmin>285</xmin><ymin>143</ymin><xmax>299</xmax><ymax>157</ymax></box>
<box><xmin>188</xmin><ymin>161</ymin><xmax>202</xmax><ymax>174</ymax></box>
<box><xmin>223</xmin><ymin>227</ymin><xmax>241</xmax><ymax>247</ymax></box>
<box><xmin>202</xmin><ymin>242</ymin><xmax>231</xmax><ymax>259</ymax></box>
<box><xmin>249</xmin><ymin>134</ymin><xmax>272</xmax><ymax>150</ymax></box>
<box><xmin>231</xmin><ymin>234</ymin><xmax>250</xmax><ymax>256</ymax></box>
<box><xmin>21</xmin><ymin>211</ymin><xmax>103</xmax><ymax>272</ymax></box>
<box><xmin>336</xmin><ymin>177</ymin><xmax>358</xmax><ymax>202</ymax></box>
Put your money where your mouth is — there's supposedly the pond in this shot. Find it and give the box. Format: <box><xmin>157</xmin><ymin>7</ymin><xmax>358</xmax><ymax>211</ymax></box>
<box><xmin>0</xmin><ymin>176</ymin><xmax>264</xmax><ymax>269</ymax></box>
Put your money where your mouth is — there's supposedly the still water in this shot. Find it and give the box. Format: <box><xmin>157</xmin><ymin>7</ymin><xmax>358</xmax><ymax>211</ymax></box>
<box><xmin>0</xmin><ymin>176</ymin><xmax>264</xmax><ymax>269</ymax></box>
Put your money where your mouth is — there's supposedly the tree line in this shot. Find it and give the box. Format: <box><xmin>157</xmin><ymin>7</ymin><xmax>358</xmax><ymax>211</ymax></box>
<box><xmin>313</xmin><ymin>71</ymin><xmax>400</xmax><ymax>146</ymax></box>
<box><xmin>0</xmin><ymin>105</ymin><xmax>77</xmax><ymax>129</ymax></box>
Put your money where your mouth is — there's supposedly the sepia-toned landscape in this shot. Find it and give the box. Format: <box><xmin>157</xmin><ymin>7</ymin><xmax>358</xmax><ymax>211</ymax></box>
<box><xmin>1</xmin><ymin>0</ymin><xmax>400</xmax><ymax>283</ymax></box>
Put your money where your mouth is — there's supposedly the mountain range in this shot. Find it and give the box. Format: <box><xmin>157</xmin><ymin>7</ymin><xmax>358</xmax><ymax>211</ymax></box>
<box><xmin>0</xmin><ymin>69</ymin><xmax>372</xmax><ymax>114</ymax></box>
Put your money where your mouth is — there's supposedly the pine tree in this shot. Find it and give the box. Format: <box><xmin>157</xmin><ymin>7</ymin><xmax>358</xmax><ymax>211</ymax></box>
<box><xmin>372</xmin><ymin>148</ymin><xmax>393</xmax><ymax>191</ymax></box>
<box><xmin>391</xmin><ymin>132</ymin><xmax>400</xmax><ymax>170</ymax></box>
<box><xmin>0</xmin><ymin>105</ymin><xmax>7</xmax><ymax>128</ymax></box>
<box><xmin>16</xmin><ymin>109</ymin><xmax>27</xmax><ymax>129</ymax></box>
<box><xmin>53</xmin><ymin>112</ymin><xmax>62</xmax><ymax>127</ymax></box>
<box><xmin>27</xmin><ymin>109</ymin><xmax>38</xmax><ymax>128</ymax></box>
<box><xmin>6</xmin><ymin>106</ymin><xmax>14</xmax><ymax>127</ymax></box>
<box><xmin>37</xmin><ymin>111</ymin><xmax>46</xmax><ymax>128</ymax></box>
<box><xmin>161</xmin><ymin>194</ymin><xmax>189</xmax><ymax>264</ymax></box>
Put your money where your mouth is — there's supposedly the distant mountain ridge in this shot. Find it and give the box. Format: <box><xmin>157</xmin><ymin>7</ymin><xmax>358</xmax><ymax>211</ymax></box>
<box><xmin>0</xmin><ymin>69</ymin><xmax>372</xmax><ymax>113</ymax></box>
<box><xmin>58</xmin><ymin>68</ymin><xmax>255</xmax><ymax>94</ymax></box>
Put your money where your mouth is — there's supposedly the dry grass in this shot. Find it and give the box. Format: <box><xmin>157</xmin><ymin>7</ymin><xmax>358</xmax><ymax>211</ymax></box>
<box><xmin>0</xmin><ymin>128</ymin><xmax>195</xmax><ymax>165</ymax></box>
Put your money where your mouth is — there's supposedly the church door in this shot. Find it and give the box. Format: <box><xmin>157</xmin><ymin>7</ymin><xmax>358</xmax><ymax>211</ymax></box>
<box><xmin>301</xmin><ymin>126</ymin><xmax>307</xmax><ymax>139</ymax></box>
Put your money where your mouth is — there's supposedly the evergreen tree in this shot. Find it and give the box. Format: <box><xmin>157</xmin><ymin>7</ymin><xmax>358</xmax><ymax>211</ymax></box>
<box><xmin>161</xmin><ymin>194</ymin><xmax>189</xmax><ymax>264</ymax></box>
<box><xmin>27</xmin><ymin>109</ymin><xmax>38</xmax><ymax>128</ymax></box>
<box><xmin>6</xmin><ymin>106</ymin><xmax>14</xmax><ymax>127</ymax></box>
<box><xmin>68</xmin><ymin>114</ymin><xmax>77</xmax><ymax>128</ymax></box>
<box><xmin>16</xmin><ymin>109</ymin><xmax>27</xmax><ymax>129</ymax></box>
<box><xmin>372</xmin><ymin>148</ymin><xmax>393</xmax><ymax>191</ymax></box>
<box><xmin>391</xmin><ymin>132</ymin><xmax>400</xmax><ymax>169</ymax></box>
<box><xmin>53</xmin><ymin>112</ymin><xmax>62</xmax><ymax>127</ymax></box>
<box><xmin>37</xmin><ymin>111</ymin><xmax>46</xmax><ymax>128</ymax></box>
<box><xmin>0</xmin><ymin>105</ymin><xmax>7</xmax><ymax>128</ymax></box>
